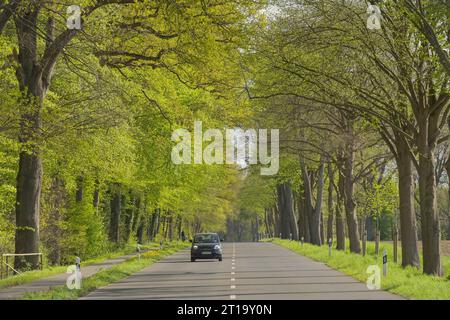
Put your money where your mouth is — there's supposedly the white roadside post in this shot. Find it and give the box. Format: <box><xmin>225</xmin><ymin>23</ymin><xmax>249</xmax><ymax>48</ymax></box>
<box><xmin>382</xmin><ymin>249</ymin><xmax>388</xmax><ymax>277</ymax></box>
<box><xmin>301</xmin><ymin>236</ymin><xmax>304</xmax><ymax>248</ymax></box>
<box><xmin>75</xmin><ymin>256</ymin><xmax>81</xmax><ymax>272</ymax></box>
<box><xmin>137</xmin><ymin>243</ymin><xmax>141</xmax><ymax>260</ymax></box>
<box><xmin>328</xmin><ymin>238</ymin><xmax>332</xmax><ymax>257</ymax></box>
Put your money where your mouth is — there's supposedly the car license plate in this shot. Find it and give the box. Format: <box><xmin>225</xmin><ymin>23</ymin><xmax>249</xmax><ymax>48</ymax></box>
<box><xmin>201</xmin><ymin>251</ymin><xmax>211</xmax><ymax>255</ymax></box>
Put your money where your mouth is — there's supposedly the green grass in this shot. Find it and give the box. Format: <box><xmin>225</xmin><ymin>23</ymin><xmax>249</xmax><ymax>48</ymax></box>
<box><xmin>0</xmin><ymin>242</ymin><xmax>160</xmax><ymax>290</ymax></box>
<box><xmin>22</xmin><ymin>242</ymin><xmax>190</xmax><ymax>300</ymax></box>
<box><xmin>269</xmin><ymin>238</ymin><xmax>450</xmax><ymax>300</ymax></box>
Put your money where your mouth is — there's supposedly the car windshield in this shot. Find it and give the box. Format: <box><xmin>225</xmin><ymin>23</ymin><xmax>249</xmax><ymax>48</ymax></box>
<box><xmin>194</xmin><ymin>234</ymin><xmax>219</xmax><ymax>243</ymax></box>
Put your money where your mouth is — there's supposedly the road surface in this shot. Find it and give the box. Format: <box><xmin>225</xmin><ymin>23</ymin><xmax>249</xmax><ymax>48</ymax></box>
<box><xmin>81</xmin><ymin>242</ymin><xmax>403</xmax><ymax>300</ymax></box>
<box><xmin>0</xmin><ymin>250</ymin><xmax>156</xmax><ymax>300</ymax></box>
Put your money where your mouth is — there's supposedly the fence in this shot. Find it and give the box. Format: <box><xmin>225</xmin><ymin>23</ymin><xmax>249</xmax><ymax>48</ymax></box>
<box><xmin>0</xmin><ymin>253</ymin><xmax>43</xmax><ymax>279</ymax></box>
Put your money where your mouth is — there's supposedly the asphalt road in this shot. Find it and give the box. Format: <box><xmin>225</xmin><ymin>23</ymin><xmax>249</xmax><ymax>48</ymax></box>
<box><xmin>81</xmin><ymin>242</ymin><xmax>403</xmax><ymax>300</ymax></box>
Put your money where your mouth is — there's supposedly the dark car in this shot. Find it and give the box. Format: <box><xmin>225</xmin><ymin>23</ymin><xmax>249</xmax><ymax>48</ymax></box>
<box><xmin>190</xmin><ymin>233</ymin><xmax>223</xmax><ymax>262</ymax></box>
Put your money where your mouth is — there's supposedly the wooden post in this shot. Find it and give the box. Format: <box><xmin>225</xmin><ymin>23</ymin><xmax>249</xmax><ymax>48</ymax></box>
<box><xmin>362</xmin><ymin>231</ymin><xmax>367</xmax><ymax>256</ymax></box>
<box><xmin>393</xmin><ymin>227</ymin><xmax>398</xmax><ymax>263</ymax></box>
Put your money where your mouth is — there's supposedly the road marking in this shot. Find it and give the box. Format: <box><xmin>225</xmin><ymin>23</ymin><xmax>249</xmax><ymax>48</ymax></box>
<box><xmin>231</xmin><ymin>278</ymin><xmax>235</xmax><ymax>281</ymax></box>
<box><xmin>232</xmin><ymin>262</ymin><xmax>235</xmax><ymax>265</ymax></box>
<box><xmin>231</xmin><ymin>272</ymin><xmax>235</xmax><ymax>275</ymax></box>
<box><xmin>232</xmin><ymin>266</ymin><xmax>235</xmax><ymax>269</ymax></box>
<box><xmin>232</xmin><ymin>259</ymin><xmax>235</xmax><ymax>262</ymax></box>
<box><xmin>230</xmin><ymin>285</ymin><xmax>236</xmax><ymax>289</ymax></box>
<box><xmin>230</xmin><ymin>295</ymin><xmax>236</xmax><ymax>299</ymax></box>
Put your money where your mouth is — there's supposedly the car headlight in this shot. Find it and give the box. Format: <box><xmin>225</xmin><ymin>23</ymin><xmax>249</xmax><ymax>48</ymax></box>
<box><xmin>193</xmin><ymin>245</ymin><xmax>198</xmax><ymax>250</ymax></box>
<box><xmin>214</xmin><ymin>245</ymin><xmax>221</xmax><ymax>250</ymax></box>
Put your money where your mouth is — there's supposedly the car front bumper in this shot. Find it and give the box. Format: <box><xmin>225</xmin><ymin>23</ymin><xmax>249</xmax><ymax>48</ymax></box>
<box><xmin>191</xmin><ymin>248</ymin><xmax>222</xmax><ymax>259</ymax></box>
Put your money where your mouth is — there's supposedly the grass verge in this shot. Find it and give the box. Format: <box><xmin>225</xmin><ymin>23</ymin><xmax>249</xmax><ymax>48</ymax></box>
<box><xmin>0</xmin><ymin>243</ymin><xmax>160</xmax><ymax>290</ymax></box>
<box><xmin>22</xmin><ymin>242</ymin><xmax>189</xmax><ymax>300</ymax></box>
<box><xmin>270</xmin><ymin>238</ymin><xmax>450</xmax><ymax>300</ymax></box>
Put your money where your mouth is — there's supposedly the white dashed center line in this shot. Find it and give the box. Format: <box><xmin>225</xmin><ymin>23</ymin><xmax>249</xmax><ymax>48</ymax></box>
<box><xmin>229</xmin><ymin>243</ymin><xmax>237</xmax><ymax>300</ymax></box>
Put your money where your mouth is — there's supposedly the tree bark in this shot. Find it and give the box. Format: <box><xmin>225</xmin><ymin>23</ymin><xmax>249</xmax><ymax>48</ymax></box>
<box><xmin>334</xmin><ymin>200</ymin><xmax>345</xmax><ymax>251</ymax></box>
<box><xmin>300</xmin><ymin>160</ymin><xmax>319</xmax><ymax>244</ymax></box>
<box><xmin>285</xmin><ymin>183</ymin><xmax>299</xmax><ymax>240</ymax></box>
<box><xmin>13</xmin><ymin>7</ymin><xmax>74</xmax><ymax>269</ymax></box>
<box><xmin>418</xmin><ymin>139</ymin><xmax>442</xmax><ymax>275</ymax></box>
<box><xmin>315</xmin><ymin>159</ymin><xmax>325</xmax><ymax>245</ymax></box>
<box><xmin>14</xmin><ymin>148</ymin><xmax>42</xmax><ymax>269</ymax></box>
<box><xmin>168</xmin><ymin>215</ymin><xmax>174</xmax><ymax>241</ymax></box>
<box><xmin>446</xmin><ymin>156</ymin><xmax>450</xmax><ymax>240</ymax></box>
<box><xmin>93</xmin><ymin>179</ymin><xmax>100</xmax><ymax>209</ymax></box>
<box><xmin>154</xmin><ymin>208</ymin><xmax>161</xmax><ymax>238</ymax></box>
<box><xmin>137</xmin><ymin>221</ymin><xmax>144</xmax><ymax>244</ymax></box>
<box><xmin>123</xmin><ymin>192</ymin><xmax>135</xmax><ymax>243</ymax></box>
<box><xmin>339</xmin><ymin>139</ymin><xmax>361</xmax><ymax>253</ymax></box>
<box><xmin>277</xmin><ymin>184</ymin><xmax>290</xmax><ymax>238</ymax></box>
<box><xmin>272</xmin><ymin>206</ymin><xmax>280</xmax><ymax>236</ymax></box>
<box><xmin>327</xmin><ymin>164</ymin><xmax>334</xmax><ymax>242</ymax></box>
<box><xmin>396</xmin><ymin>134</ymin><xmax>420</xmax><ymax>268</ymax></box>
<box><xmin>109</xmin><ymin>186</ymin><xmax>121</xmax><ymax>243</ymax></box>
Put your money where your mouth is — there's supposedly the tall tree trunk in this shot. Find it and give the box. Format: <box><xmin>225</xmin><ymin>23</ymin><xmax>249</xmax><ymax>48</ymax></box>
<box><xmin>418</xmin><ymin>140</ymin><xmax>442</xmax><ymax>275</ymax></box>
<box><xmin>154</xmin><ymin>208</ymin><xmax>161</xmax><ymax>238</ymax></box>
<box><xmin>137</xmin><ymin>221</ymin><xmax>144</xmax><ymax>244</ymax></box>
<box><xmin>327</xmin><ymin>164</ymin><xmax>334</xmax><ymax>242</ymax></box>
<box><xmin>339</xmin><ymin>139</ymin><xmax>361</xmax><ymax>253</ymax></box>
<box><xmin>273</xmin><ymin>206</ymin><xmax>280</xmax><ymax>236</ymax></box>
<box><xmin>264</xmin><ymin>208</ymin><xmax>270</xmax><ymax>234</ymax></box>
<box><xmin>14</xmin><ymin>8</ymin><xmax>46</xmax><ymax>270</ymax></box>
<box><xmin>277</xmin><ymin>184</ymin><xmax>290</xmax><ymax>238</ymax></box>
<box><xmin>301</xmin><ymin>160</ymin><xmax>319</xmax><ymax>244</ymax></box>
<box><xmin>123</xmin><ymin>192</ymin><xmax>135</xmax><ymax>243</ymax></box>
<box><xmin>168</xmin><ymin>215</ymin><xmax>174</xmax><ymax>241</ymax></box>
<box><xmin>446</xmin><ymin>157</ymin><xmax>450</xmax><ymax>240</ymax></box>
<box><xmin>176</xmin><ymin>216</ymin><xmax>182</xmax><ymax>240</ymax></box>
<box><xmin>269</xmin><ymin>206</ymin><xmax>278</xmax><ymax>236</ymax></box>
<box><xmin>335</xmin><ymin>202</ymin><xmax>346</xmax><ymax>250</ymax></box>
<box><xmin>109</xmin><ymin>186</ymin><xmax>121</xmax><ymax>243</ymax></box>
<box><xmin>285</xmin><ymin>183</ymin><xmax>298</xmax><ymax>240</ymax></box>
<box><xmin>314</xmin><ymin>159</ymin><xmax>325</xmax><ymax>245</ymax></box>
<box><xmin>255</xmin><ymin>215</ymin><xmax>260</xmax><ymax>241</ymax></box>
<box><xmin>131</xmin><ymin>197</ymin><xmax>141</xmax><ymax>235</ymax></box>
<box><xmin>395</xmin><ymin>134</ymin><xmax>420</xmax><ymax>268</ymax></box>
<box><xmin>298</xmin><ymin>194</ymin><xmax>311</xmax><ymax>242</ymax></box>
<box><xmin>93</xmin><ymin>179</ymin><xmax>100</xmax><ymax>209</ymax></box>
<box><xmin>412</xmin><ymin>82</ymin><xmax>446</xmax><ymax>275</ymax></box>
<box><xmin>365</xmin><ymin>216</ymin><xmax>374</xmax><ymax>241</ymax></box>
<box><xmin>13</xmin><ymin>2</ymin><xmax>78</xmax><ymax>270</ymax></box>
<box><xmin>15</xmin><ymin>149</ymin><xmax>42</xmax><ymax>269</ymax></box>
